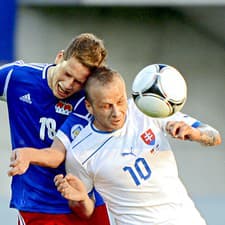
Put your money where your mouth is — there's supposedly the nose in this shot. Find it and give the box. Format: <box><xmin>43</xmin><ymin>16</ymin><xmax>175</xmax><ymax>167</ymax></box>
<box><xmin>63</xmin><ymin>78</ymin><xmax>74</xmax><ymax>90</ymax></box>
<box><xmin>112</xmin><ymin>105</ymin><xmax>121</xmax><ymax>117</ymax></box>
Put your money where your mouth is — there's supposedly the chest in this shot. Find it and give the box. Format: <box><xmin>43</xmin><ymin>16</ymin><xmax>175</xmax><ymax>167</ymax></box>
<box><xmin>85</xmin><ymin>125</ymin><xmax>174</xmax><ymax>188</ymax></box>
<box><xmin>6</xmin><ymin>74</ymin><xmax>83</xmax><ymax>143</ymax></box>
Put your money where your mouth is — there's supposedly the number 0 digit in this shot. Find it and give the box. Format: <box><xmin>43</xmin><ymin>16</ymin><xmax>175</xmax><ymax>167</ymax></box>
<box><xmin>123</xmin><ymin>158</ymin><xmax>151</xmax><ymax>186</ymax></box>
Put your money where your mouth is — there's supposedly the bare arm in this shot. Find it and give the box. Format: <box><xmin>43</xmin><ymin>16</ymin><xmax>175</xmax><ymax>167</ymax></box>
<box><xmin>8</xmin><ymin>137</ymin><xmax>66</xmax><ymax>176</ymax></box>
<box><xmin>54</xmin><ymin>174</ymin><xmax>95</xmax><ymax>218</ymax></box>
<box><xmin>166</xmin><ymin>121</ymin><xmax>222</xmax><ymax>146</ymax></box>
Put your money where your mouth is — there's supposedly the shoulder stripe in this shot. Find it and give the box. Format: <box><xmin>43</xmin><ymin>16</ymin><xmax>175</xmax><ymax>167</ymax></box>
<box><xmin>71</xmin><ymin>132</ymin><xmax>93</xmax><ymax>151</ymax></box>
<box><xmin>74</xmin><ymin>96</ymin><xmax>85</xmax><ymax>111</ymax></box>
<box><xmin>71</xmin><ymin>134</ymin><xmax>113</xmax><ymax>165</ymax></box>
<box><xmin>0</xmin><ymin>61</ymin><xmax>20</xmax><ymax>70</ymax></box>
<box><xmin>0</xmin><ymin>68</ymin><xmax>13</xmax><ymax>101</ymax></box>
<box><xmin>73</xmin><ymin>112</ymin><xmax>91</xmax><ymax>121</ymax></box>
<box><xmin>192</xmin><ymin>121</ymin><xmax>201</xmax><ymax>128</ymax></box>
<box><xmin>82</xmin><ymin>136</ymin><xmax>113</xmax><ymax>165</ymax></box>
<box><xmin>16</xmin><ymin>62</ymin><xmax>46</xmax><ymax>71</ymax></box>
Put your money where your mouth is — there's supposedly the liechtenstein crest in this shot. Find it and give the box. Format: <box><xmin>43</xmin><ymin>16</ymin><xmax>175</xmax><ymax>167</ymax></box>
<box><xmin>55</xmin><ymin>101</ymin><xmax>73</xmax><ymax>115</ymax></box>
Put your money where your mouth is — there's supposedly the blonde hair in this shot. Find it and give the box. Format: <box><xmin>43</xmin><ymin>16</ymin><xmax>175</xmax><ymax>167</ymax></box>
<box><xmin>64</xmin><ymin>33</ymin><xmax>107</xmax><ymax>71</ymax></box>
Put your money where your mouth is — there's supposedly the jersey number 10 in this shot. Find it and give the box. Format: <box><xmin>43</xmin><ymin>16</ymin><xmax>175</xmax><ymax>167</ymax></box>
<box><xmin>123</xmin><ymin>157</ymin><xmax>151</xmax><ymax>186</ymax></box>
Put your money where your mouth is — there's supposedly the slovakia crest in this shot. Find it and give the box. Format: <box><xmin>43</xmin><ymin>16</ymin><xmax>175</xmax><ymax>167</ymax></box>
<box><xmin>141</xmin><ymin>128</ymin><xmax>155</xmax><ymax>145</ymax></box>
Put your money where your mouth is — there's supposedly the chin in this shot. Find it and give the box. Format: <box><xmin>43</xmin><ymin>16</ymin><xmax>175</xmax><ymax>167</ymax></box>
<box><xmin>56</xmin><ymin>91</ymin><xmax>71</xmax><ymax>99</ymax></box>
<box><xmin>112</xmin><ymin>124</ymin><xmax>123</xmax><ymax>131</ymax></box>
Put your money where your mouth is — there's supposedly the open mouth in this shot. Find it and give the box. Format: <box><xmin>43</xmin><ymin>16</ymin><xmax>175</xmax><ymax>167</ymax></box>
<box><xmin>57</xmin><ymin>83</ymin><xmax>70</xmax><ymax>98</ymax></box>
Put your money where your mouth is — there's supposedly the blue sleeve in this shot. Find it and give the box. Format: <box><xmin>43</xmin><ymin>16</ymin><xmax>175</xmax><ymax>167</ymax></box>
<box><xmin>0</xmin><ymin>62</ymin><xmax>14</xmax><ymax>96</ymax></box>
<box><xmin>57</xmin><ymin>90</ymin><xmax>92</xmax><ymax>144</ymax></box>
<box><xmin>58</xmin><ymin>112</ymin><xmax>90</xmax><ymax>143</ymax></box>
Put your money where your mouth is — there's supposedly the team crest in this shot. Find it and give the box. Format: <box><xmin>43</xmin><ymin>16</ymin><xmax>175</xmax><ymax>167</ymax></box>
<box><xmin>141</xmin><ymin>128</ymin><xmax>155</xmax><ymax>145</ymax></box>
<box><xmin>55</xmin><ymin>101</ymin><xmax>73</xmax><ymax>115</ymax></box>
<box><xmin>71</xmin><ymin>124</ymin><xmax>83</xmax><ymax>140</ymax></box>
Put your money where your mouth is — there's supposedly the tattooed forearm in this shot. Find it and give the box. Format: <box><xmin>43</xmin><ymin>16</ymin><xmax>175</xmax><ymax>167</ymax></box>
<box><xmin>198</xmin><ymin>125</ymin><xmax>221</xmax><ymax>146</ymax></box>
<box><xmin>199</xmin><ymin>130</ymin><xmax>216</xmax><ymax>146</ymax></box>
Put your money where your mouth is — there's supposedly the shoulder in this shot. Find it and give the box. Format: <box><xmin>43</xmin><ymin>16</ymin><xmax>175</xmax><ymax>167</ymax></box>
<box><xmin>1</xmin><ymin>60</ymin><xmax>46</xmax><ymax>70</ymax></box>
<box><xmin>1</xmin><ymin>60</ymin><xmax>50</xmax><ymax>79</ymax></box>
<box><xmin>68</xmin><ymin>90</ymin><xmax>90</xmax><ymax>118</ymax></box>
<box><xmin>56</xmin><ymin>110</ymin><xmax>91</xmax><ymax>145</ymax></box>
<box><xmin>13</xmin><ymin>61</ymin><xmax>49</xmax><ymax>73</ymax></box>
<box><xmin>0</xmin><ymin>60</ymin><xmax>24</xmax><ymax>73</ymax></box>
<box><xmin>127</xmin><ymin>98</ymin><xmax>159</xmax><ymax>124</ymax></box>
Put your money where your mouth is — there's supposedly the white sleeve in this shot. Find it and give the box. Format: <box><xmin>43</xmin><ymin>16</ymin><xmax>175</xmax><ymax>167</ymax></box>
<box><xmin>56</xmin><ymin>130</ymin><xmax>71</xmax><ymax>151</ymax></box>
<box><xmin>159</xmin><ymin>111</ymin><xmax>201</xmax><ymax>130</ymax></box>
<box><xmin>66</xmin><ymin>149</ymin><xmax>94</xmax><ymax>193</ymax></box>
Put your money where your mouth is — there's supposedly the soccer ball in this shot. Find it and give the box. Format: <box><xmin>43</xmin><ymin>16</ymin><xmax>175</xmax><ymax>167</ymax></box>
<box><xmin>132</xmin><ymin>64</ymin><xmax>187</xmax><ymax>118</ymax></box>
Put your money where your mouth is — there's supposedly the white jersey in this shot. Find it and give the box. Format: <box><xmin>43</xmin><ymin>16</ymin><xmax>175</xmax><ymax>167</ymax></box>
<box><xmin>66</xmin><ymin>100</ymin><xmax>207</xmax><ymax>225</ymax></box>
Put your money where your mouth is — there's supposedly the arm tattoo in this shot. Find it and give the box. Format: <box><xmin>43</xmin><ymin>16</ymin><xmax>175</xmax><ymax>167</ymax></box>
<box><xmin>198</xmin><ymin>125</ymin><xmax>218</xmax><ymax>146</ymax></box>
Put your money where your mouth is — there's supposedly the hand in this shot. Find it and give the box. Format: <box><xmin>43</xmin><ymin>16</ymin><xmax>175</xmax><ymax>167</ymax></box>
<box><xmin>166</xmin><ymin>121</ymin><xmax>200</xmax><ymax>141</ymax></box>
<box><xmin>8</xmin><ymin>148</ymin><xmax>31</xmax><ymax>176</ymax></box>
<box><xmin>54</xmin><ymin>173</ymin><xmax>88</xmax><ymax>202</ymax></box>
<box><xmin>54</xmin><ymin>174</ymin><xmax>95</xmax><ymax>218</ymax></box>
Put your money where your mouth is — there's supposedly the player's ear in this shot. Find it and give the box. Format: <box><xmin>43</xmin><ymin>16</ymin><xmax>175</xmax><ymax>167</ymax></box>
<box><xmin>54</xmin><ymin>50</ymin><xmax>64</xmax><ymax>64</ymax></box>
<box><xmin>85</xmin><ymin>99</ymin><xmax>93</xmax><ymax>115</ymax></box>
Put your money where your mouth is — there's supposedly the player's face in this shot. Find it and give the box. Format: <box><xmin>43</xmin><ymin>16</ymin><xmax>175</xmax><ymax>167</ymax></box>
<box><xmin>49</xmin><ymin>54</ymin><xmax>90</xmax><ymax>99</ymax></box>
<box><xmin>86</xmin><ymin>77</ymin><xmax>128</xmax><ymax>132</ymax></box>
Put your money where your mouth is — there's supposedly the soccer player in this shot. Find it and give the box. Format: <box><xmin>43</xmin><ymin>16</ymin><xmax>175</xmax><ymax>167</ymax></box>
<box><xmin>1</xmin><ymin>33</ymin><xmax>110</xmax><ymax>225</ymax></box>
<box><xmin>9</xmin><ymin>66</ymin><xmax>222</xmax><ymax>225</ymax></box>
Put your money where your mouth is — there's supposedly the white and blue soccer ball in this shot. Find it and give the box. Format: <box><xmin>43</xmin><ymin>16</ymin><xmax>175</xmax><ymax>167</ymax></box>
<box><xmin>132</xmin><ymin>64</ymin><xmax>187</xmax><ymax>118</ymax></box>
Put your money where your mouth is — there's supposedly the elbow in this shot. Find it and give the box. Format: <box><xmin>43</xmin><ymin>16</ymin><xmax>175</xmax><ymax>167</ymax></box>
<box><xmin>215</xmin><ymin>134</ymin><xmax>222</xmax><ymax>146</ymax></box>
<box><xmin>48</xmin><ymin>158</ymin><xmax>64</xmax><ymax>168</ymax></box>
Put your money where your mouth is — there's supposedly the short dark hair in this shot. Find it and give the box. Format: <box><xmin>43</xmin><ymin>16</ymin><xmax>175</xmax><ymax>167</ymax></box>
<box><xmin>84</xmin><ymin>66</ymin><xmax>122</xmax><ymax>102</ymax></box>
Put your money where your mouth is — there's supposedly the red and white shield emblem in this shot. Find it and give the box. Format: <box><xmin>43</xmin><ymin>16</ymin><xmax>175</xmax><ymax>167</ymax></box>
<box><xmin>141</xmin><ymin>128</ymin><xmax>155</xmax><ymax>145</ymax></box>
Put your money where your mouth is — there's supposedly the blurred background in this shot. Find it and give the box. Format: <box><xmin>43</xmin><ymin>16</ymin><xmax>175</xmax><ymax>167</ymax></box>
<box><xmin>0</xmin><ymin>0</ymin><xmax>224</xmax><ymax>224</ymax></box>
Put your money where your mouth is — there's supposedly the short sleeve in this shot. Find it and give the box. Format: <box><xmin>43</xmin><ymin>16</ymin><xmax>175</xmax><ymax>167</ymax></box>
<box><xmin>56</xmin><ymin>112</ymin><xmax>91</xmax><ymax>150</ymax></box>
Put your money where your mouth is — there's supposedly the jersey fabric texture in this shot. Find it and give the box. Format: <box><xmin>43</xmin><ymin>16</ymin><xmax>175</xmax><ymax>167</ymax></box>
<box><xmin>0</xmin><ymin>60</ymin><xmax>98</xmax><ymax>214</ymax></box>
<box><xmin>64</xmin><ymin>100</ymin><xmax>207</xmax><ymax>225</ymax></box>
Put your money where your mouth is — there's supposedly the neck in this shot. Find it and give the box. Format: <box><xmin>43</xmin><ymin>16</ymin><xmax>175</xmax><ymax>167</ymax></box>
<box><xmin>47</xmin><ymin>66</ymin><xmax>55</xmax><ymax>89</ymax></box>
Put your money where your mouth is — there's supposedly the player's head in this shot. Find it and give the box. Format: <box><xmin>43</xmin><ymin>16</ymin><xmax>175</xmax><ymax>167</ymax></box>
<box><xmin>84</xmin><ymin>66</ymin><xmax>128</xmax><ymax>132</ymax></box>
<box><xmin>48</xmin><ymin>33</ymin><xmax>107</xmax><ymax>99</ymax></box>
<box><xmin>63</xmin><ymin>33</ymin><xmax>107</xmax><ymax>69</ymax></box>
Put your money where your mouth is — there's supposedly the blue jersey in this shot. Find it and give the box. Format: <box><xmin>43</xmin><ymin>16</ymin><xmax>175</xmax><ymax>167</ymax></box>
<box><xmin>0</xmin><ymin>61</ymin><xmax>88</xmax><ymax>213</ymax></box>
